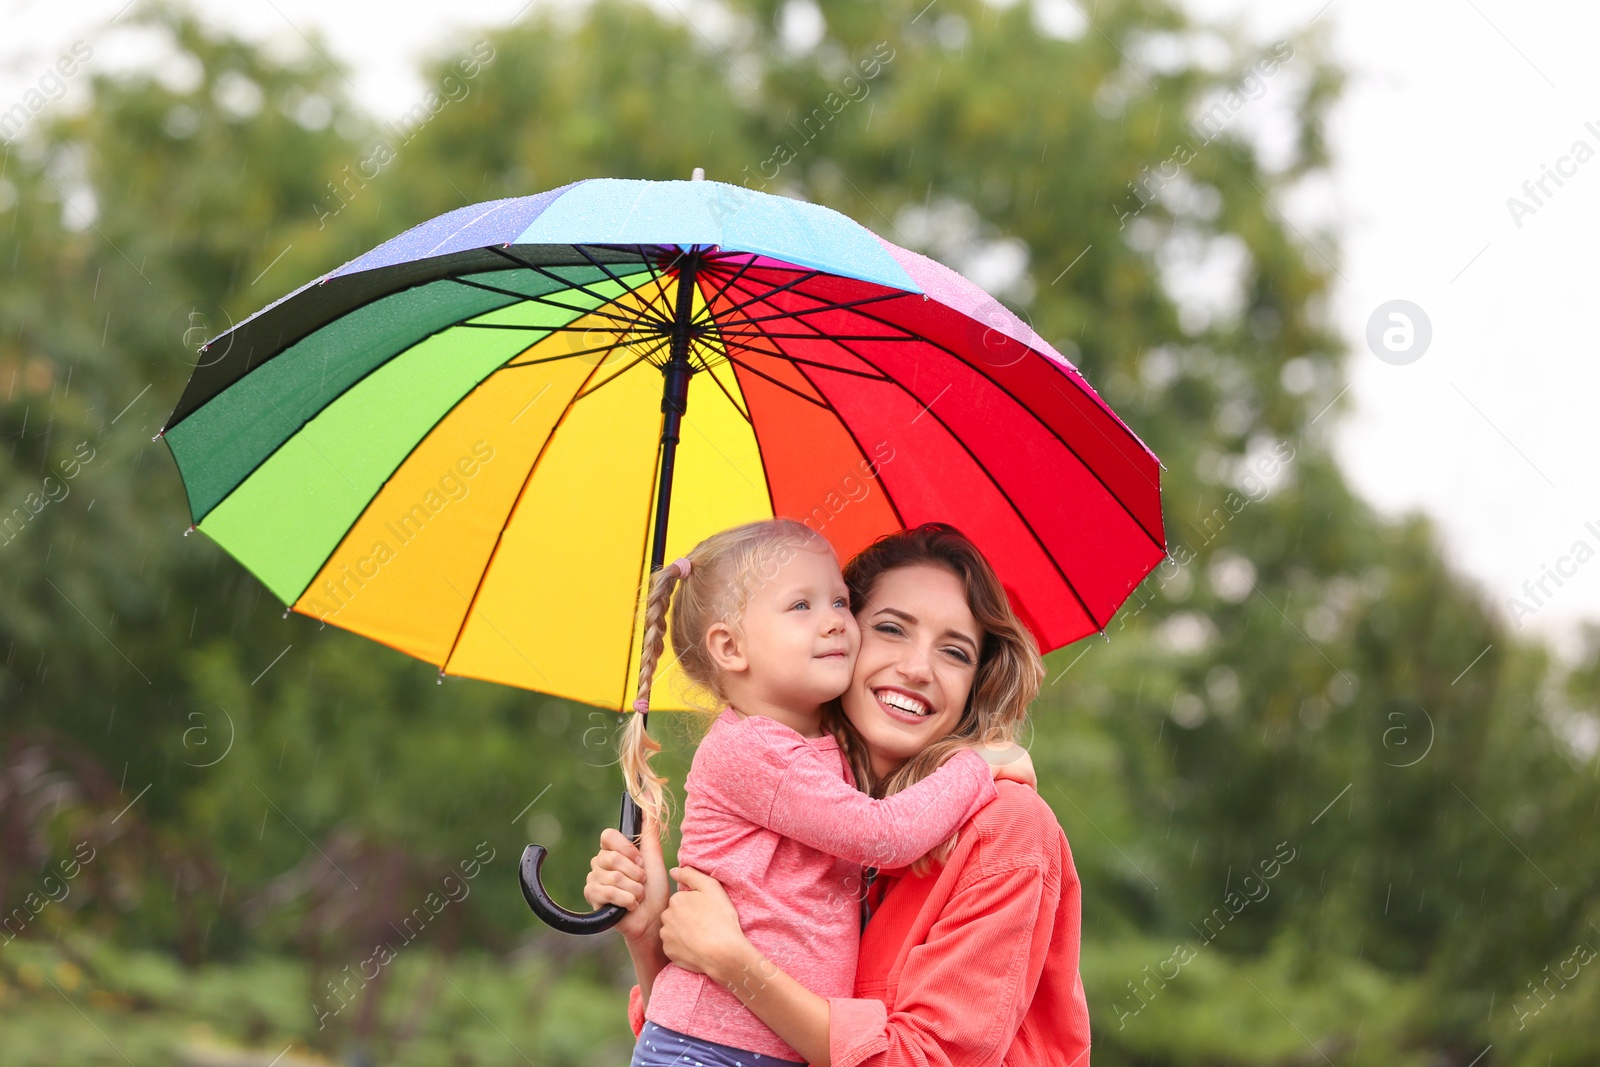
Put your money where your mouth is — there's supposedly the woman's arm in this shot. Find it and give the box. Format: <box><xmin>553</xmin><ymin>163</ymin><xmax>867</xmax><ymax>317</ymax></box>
<box><xmin>582</xmin><ymin>817</ymin><xmax>670</xmax><ymax>1011</ymax></box>
<box><xmin>721</xmin><ymin>941</ymin><xmax>832</xmax><ymax>1064</ymax></box>
<box><xmin>624</xmin><ymin>937</ymin><xmax>670</xmax><ymax>1014</ymax></box>
<box><xmin>661</xmin><ymin>866</ymin><xmax>835</xmax><ymax>1066</ymax></box>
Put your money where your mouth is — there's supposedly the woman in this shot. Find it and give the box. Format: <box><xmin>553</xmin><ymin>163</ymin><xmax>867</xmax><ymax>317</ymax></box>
<box><xmin>585</xmin><ymin>523</ymin><xmax>1091</xmax><ymax>1066</ymax></box>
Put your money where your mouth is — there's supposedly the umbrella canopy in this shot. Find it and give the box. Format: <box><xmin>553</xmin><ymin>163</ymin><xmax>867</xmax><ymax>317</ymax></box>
<box><xmin>162</xmin><ymin>178</ymin><xmax>1165</xmax><ymax>712</ymax></box>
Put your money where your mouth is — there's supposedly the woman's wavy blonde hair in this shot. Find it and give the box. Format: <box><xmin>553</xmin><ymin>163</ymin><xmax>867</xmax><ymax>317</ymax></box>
<box><xmin>825</xmin><ymin>522</ymin><xmax>1044</xmax><ymax>871</ymax></box>
<box><xmin>619</xmin><ymin>518</ymin><xmax>835</xmax><ymax>833</ymax></box>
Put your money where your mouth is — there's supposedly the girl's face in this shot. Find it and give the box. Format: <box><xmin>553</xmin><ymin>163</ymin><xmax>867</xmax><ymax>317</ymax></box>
<box><xmin>841</xmin><ymin>563</ymin><xmax>982</xmax><ymax>779</ymax></box>
<box><xmin>710</xmin><ymin>541</ymin><xmax>860</xmax><ymax>728</ymax></box>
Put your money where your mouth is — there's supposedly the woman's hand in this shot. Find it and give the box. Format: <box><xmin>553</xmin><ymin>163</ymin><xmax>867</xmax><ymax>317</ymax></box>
<box><xmin>979</xmin><ymin>741</ymin><xmax>1037</xmax><ymax>789</ymax></box>
<box><xmin>660</xmin><ymin>865</ymin><xmax>757</xmax><ymax>986</ymax></box>
<box><xmin>583</xmin><ymin>811</ymin><xmax>668</xmax><ymax>948</ymax></box>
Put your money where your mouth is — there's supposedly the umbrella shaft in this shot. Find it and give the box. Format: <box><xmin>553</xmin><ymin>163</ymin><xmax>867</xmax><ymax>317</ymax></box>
<box><xmin>649</xmin><ymin>252</ymin><xmax>700</xmax><ymax>574</ymax></box>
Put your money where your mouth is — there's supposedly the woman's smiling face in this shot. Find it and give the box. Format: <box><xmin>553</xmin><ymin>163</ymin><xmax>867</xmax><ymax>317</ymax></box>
<box><xmin>841</xmin><ymin>563</ymin><xmax>982</xmax><ymax>779</ymax></box>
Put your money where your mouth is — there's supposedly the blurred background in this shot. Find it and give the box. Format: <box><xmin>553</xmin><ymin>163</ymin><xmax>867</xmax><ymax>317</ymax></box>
<box><xmin>2</xmin><ymin>0</ymin><xmax>1597</xmax><ymax>1064</ymax></box>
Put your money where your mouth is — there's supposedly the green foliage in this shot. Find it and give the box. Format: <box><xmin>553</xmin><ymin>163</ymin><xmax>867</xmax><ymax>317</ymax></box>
<box><xmin>1</xmin><ymin>0</ymin><xmax>1596</xmax><ymax>1063</ymax></box>
<box><xmin>0</xmin><ymin>934</ymin><xmax>632</xmax><ymax>1066</ymax></box>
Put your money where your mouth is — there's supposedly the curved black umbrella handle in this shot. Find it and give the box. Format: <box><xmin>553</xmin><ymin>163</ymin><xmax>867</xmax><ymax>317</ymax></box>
<box><xmin>519</xmin><ymin>791</ymin><xmax>643</xmax><ymax>935</ymax></box>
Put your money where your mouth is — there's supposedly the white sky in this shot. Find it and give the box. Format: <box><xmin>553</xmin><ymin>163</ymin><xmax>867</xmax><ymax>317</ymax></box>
<box><xmin>4</xmin><ymin>0</ymin><xmax>1597</xmax><ymax>658</ymax></box>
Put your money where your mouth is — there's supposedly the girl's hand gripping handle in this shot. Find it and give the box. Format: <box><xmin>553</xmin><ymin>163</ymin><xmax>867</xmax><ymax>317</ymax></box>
<box><xmin>584</xmin><ymin>808</ymin><xmax>669</xmax><ymax>947</ymax></box>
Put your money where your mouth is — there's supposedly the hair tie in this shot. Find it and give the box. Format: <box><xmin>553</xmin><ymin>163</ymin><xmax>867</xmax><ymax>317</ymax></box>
<box><xmin>632</xmin><ymin>697</ymin><xmax>651</xmax><ymax>714</ymax></box>
<box><xmin>672</xmin><ymin>556</ymin><xmax>692</xmax><ymax>578</ymax></box>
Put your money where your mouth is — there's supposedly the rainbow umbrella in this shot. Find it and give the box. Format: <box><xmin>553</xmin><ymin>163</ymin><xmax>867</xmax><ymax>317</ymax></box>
<box><xmin>161</xmin><ymin>175</ymin><xmax>1165</xmax><ymax>931</ymax></box>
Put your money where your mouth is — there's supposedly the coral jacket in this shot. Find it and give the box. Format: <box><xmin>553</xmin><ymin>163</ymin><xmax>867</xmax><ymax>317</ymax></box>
<box><xmin>824</xmin><ymin>780</ymin><xmax>1091</xmax><ymax>1067</ymax></box>
<box><xmin>629</xmin><ymin>781</ymin><xmax>1091</xmax><ymax>1066</ymax></box>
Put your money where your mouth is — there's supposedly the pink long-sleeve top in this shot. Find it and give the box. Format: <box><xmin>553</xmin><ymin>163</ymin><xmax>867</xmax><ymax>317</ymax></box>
<box><xmin>643</xmin><ymin>707</ymin><xmax>998</xmax><ymax>1062</ymax></box>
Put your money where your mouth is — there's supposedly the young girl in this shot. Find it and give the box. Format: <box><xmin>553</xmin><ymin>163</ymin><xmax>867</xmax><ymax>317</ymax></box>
<box><xmin>612</xmin><ymin>518</ymin><xmax>1021</xmax><ymax>1067</ymax></box>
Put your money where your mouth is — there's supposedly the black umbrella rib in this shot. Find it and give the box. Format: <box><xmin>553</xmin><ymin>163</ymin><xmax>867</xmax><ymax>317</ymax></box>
<box><xmin>703</xmin><ymin>253</ymin><xmax>815</xmax><ymax>274</ymax></box>
<box><xmin>448</xmin><ymin>273</ymin><xmax>598</xmax><ymax>311</ymax></box>
<box><xmin>783</xmin><ymin>357</ymin><xmax>910</xmax><ymax>532</ymax></box>
<box><xmin>1045</xmin><ymin>375</ymin><xmax>1166</xmax><ymax>496</ymax></box>
<box><xmin>820</xmin><ymin>332</ymin><xmax>1103</xmax><ymax>633</ymax></box>
<box><xmin>704</xmin><ymin>288</ymin><xmax>899</xmax><ymax>383</ymax></box>
<box><xmin>711</xmin><ymin>335</ymin><xmax>892</xmax><ymax>382</ymax></box>
<box><xmin>487</xmin><ymin>244</ymin><xmax>643</xmax><ymax>310</ymax></box>
<box><xmin>571</xmin><ymin>243</ymin><xmax>677</xmax><ymax>327</ymax></box>
<box><xmin>709</xmin><ymin>289</ymin><xmax>911</xmax><ymax>330</ymax></box>
<box><xmin>670</xmin><ymin>272</ymin><xmax>914</xmax><ymax>538</ymax></box>
<box><xmin>439</xmin><ymin>355</ymin><xmax>614</xmax><ymax>677</ymax></box>
<box><xmin>277</xmin><ymin>256</ymin><xmax>668</xmax><ymax>569</ymax></box>
<box><xmin>487</xmin><ymin>246</ymin><xmax>669</xmax><ymax>331</ymax></box>
<box><xmin>286</xmin><ymin>347</ymin><xmax>597</xmax><ymax>609</ymax></box>
<box><xmin>712</xmin><ymin>331</ymin><xmax>922</xmax><ymax>343</ymax></box>
<box><xmin>720</xmin><ymin>355</ymin><xmax>831</xmax><ymax>410</ymax></box>
<box><xmin>706</xmin><ymin>275</ymin><xmax>911</xmax><ymax>330</ymax></box>
<box><xmin>699</xmin><ymin>331</ymin><xmax>786</xmax><ymax>361</ymax></box>
<box><xmin>450</xmin><ymin>282</ymin><xmax>663</xmax><ymax>337</ymax></box>
<box><xmin>687</xmin><ymin>354</ymin><xmax>753</xmax><ymax>425</ymax></box>
<box><xmin>707</xmin><ymin>341</ymin><xmax>788</xmax><ymax>371</ymax></box>
<box><xmin>278</xmin><ymin>275</ymin><xmax>633</xmax><ymax>604</ymax></box>
<box><xmin>706</xmin><ymin>274</ymin><xmax>922</xmax><ymax>350</ymax></box>
<box><xmin>700</xmin><ymin>250</ymin><xmax>812</xmax><ymax>271</ymax></box>
<box><xmin>567</xmin><ymin>338</ymin><xmax>673</xmax><ymax>403</ymax></box>
<box><xmin>695</xmin><ymin>269</ymin><xmax>826</xmax><ymax>321</ymax></box>
<box><xmin>717</xmin><ymin>283</ymin><xmax>926</xmax><ymax>536</ymax></box>
<box><xmin>459</xmin><ymin>322</ymin><xmax>648</xmax><ymax>335</ymax></box>
<box><xmin>497</xmin><ymin>338</ymin><xmax>655</xmax><ymax>367</ymax></box>
<box><xmin>449</xmin><ymin>274</ymin><xmax>663</xmax><ymax>331</ymax></box>
<box><xmin>812</xmin><ymin>299</ymin><xmax>1165</xmax><ymax>554</ymax></box>
<box><xmin>628</xmin><ymin>245</ymin><xmax>684</xmax><ymax>327</ymax></box>
<box><xmin>720</xmin><ymin>275</ymin><xmax>1116</xmax><ymax>629</ymax></box>
<box><xmin>714</xmin><ymin>353</ymin><xmax>783</xmax><ymax>529</ymax></box>
<box><xmin>721</xmin><ymin>262</ymin><xmax>1162</xmax><ymax>552</ymax></box>
<box><xmin>188</xmin><ymin>311</ymin><xmax>501</xmax><ymax>523</ymax></box>
<box><xmin>692</xmin><ymin>254</ymin><xmax>762</xmax><ymax>325</ymax></box>
<box><xmin>569</xmin><ymin>354</ymin><xmax>655</xmax><ymax>403</ymax></box>
<box><xmin>696</xmin><ymin>276</ymin><xmax>785</xmax><ymax>517</ymax></box>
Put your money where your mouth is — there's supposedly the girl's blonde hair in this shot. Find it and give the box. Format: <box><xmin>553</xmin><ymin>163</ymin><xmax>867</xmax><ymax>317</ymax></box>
<box><xmin>825</xmin><ymin>522</ymin><xmax>1044</xmax><ymax>872</ymax></box>
<box><xmin>620</xmin><ymin>518</ymin><xmax>835</xmax><ymax>832</ymax></box>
